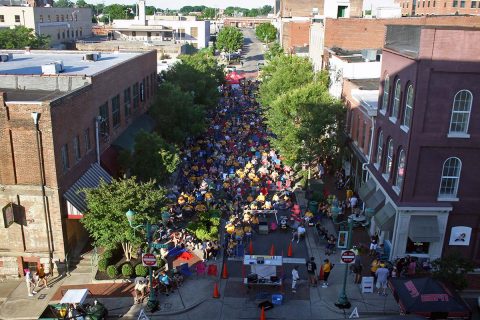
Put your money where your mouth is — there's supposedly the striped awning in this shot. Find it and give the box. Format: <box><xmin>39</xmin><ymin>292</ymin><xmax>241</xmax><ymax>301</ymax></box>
<box><xmin>64</xmin><ymin>163</ymin><xmax>112</xmax><ymax>218</ymax></box>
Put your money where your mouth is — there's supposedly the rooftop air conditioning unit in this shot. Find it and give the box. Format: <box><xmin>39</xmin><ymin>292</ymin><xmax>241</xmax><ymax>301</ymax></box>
<box><xmin>0</xmin><ymin>54</ymin><xmax>13</xmax><ymax>62</ymax></box>
<box><xmin>41</xmin><ymin>61</ymin><xmax>64</xmax><ymax>75</ymax></box>
<box><xmin>83</xmin><ymin>52</ymin><xmax>101</xmax><ymax>62</ymax></box>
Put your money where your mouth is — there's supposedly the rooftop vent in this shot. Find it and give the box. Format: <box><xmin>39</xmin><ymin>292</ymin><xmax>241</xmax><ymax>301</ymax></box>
<box><xmin>0</xmin><ymin>54</ymin><xmax>13</xmax><ymax>62</ymax></box>
<box><xmin>83</xmin><ymin>52</ymin><xmax>101</xmax><ymax>62</ymax></box>
<box><xmin>41</xmin><ymin>61</ymin><xmax>64</xmax><ymax>75</ymax></box>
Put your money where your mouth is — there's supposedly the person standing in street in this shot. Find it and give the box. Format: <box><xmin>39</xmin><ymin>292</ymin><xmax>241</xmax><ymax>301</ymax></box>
<box><xmin>375</xmin><ymin>261</ymin><xmax>390</xmax><ymax>296</ymax></box>
<box><xmin>291</xmin><ymin>266</ymin><xmax>300</xmax><ymax>293</ymax></box>
<box><xmin>322</xmin><ymin>259</ymin><xmax>333</xmax><ymax>288</ymax></box>
<box><xmin>306</xmin><ymin>257</ymin><xmax>317</xmax><ymax>287</ymax></box>
<box><xmin>35</xmin><ymin>264</ymin><xmax>50</xmax><ymax>290</ymax></box>
<box><xmin>24</xmin><ymin>269</ymin><xmax>37</xmax><ymax>297</ymax></box>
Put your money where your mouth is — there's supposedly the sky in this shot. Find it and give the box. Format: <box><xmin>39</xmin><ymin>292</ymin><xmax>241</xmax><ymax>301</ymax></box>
<box><xmin>88</xmin><ymin>0</ymin><xmax>275</xmax><ymax>10</ymax></box>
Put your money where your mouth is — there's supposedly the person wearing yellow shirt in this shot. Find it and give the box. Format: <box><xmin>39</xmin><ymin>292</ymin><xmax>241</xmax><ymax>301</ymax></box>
<box><xmin>226</xmin><ymin>223</ymin><xmax>235</xmax><ymax>235</ymax></box>
<box><xmin>322</xmin><ymin>259</ymin><xmax>333</xmax><ymax>287</ymax></box>
<box><xmin>246</xmin><ymin>162</ymin><xmax>253</xmax><ymax>169</ymax></box>
<box><xmin>234</xmin><ymin>226</ymin><xmax>244</xmax><ymax>241</ymax></box>
<box><xmin>256</xmin><ymin>193</ymin><xmax>265</xmax><ymax>203</ymax></box>
<box><xmin>177</xmin><ymin>196</ymin><xmax>186</xmax><ymax>206</ymax></box>
<box><xmin>195</xmin><ymin>203</ymin><xmax>207</xmax><ymax>213</ymax></box>
<box><xmin>304</xmin><ymin>210</ymin><xmax>314</xmax><ymax>224</ymax></box>
<box><xmin>250</xmin><ymin>202</ymin><xmax>258</xmax><ymax>210</ymax></box>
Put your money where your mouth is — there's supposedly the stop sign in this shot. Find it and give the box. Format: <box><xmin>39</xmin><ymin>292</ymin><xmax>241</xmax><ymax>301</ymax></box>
<box><xmin>142</xmin><ymin>253</ymin><xmax>157</xmax><ymax>267</ymax></box>
<box><xmin>340</xmin><ymin>250</ymin><xmax>355</xmax><ymax>264</ymax></box>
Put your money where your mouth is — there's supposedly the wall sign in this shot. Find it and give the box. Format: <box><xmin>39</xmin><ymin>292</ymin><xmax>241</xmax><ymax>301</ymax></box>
<box><xmin>449</xmin><ymin>226</ymin><xmax>472</xmax><ymax>246</ymax></box>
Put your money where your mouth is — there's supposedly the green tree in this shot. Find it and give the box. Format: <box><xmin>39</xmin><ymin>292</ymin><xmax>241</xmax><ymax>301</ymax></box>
<box><xmin>124</xmin><ymin>131</ymin><xmax>180</xmax><ymax>183</ymax></box>
<box><xmin>223</xmin><ymin>6</ymin><xmax>236</xmax><ymax>16</ymax></box>
<box><xmin>104</xmin><ymin>4</ymin><xmax>132</xmax><ymax>20</ymax></box>
<box><xmin>81</xmin><ymin>178</ymin><xmax>168</xmax><ymax>261</ymax></box>
<box><xmin>54</xmin><ymin>0</ymin><xmax>74</xmax><ymax>7</ymax></box>
<box><xmin>260</xmin><ymin>5</ymin><xmax>273</xmax><ymax>15</ymax></box>
<box><xmin>202</xmin><ymin>7</ymin><xmax>216</xmax><ymax>19</ymax></box>
<box><xmin>0</xmin><ymin>26</ymin><xmax>50</xmax><ymax>49</ymax></box>
<box><xmin>432</xmin><ymin>253</ymin><xmax>475</xmax><ymax>290</ymax></box>
<box><xmin>259</xmin><ymin>55</ymin><xmax>314</xmax><ymax>107</ymax></box>
<box><xmin>150</xmin><ymin>82</ymin><xmax>206</xmax><ymax>144</ymax></box>
<box><xmin>216</xmin><ymin>26</ymin><xmax>244</xmax><ymax>57</ymax></box>
<box><xmin>75</xmin><ymin>0</ymin><xmax>88</xmax><ymax>8</ymax></box>
<box><xmin>164</xmin><ymin>50</ymin><xmax>223</xmax><ymax>108</ymax></box>
<box><xmin>255</xmin><ymin>22</ymin><xmax>277</xmax><ymax>44</ymax></box>
<box><xmin>264</xmin><ymin>42</ymin><xmax>284</xmax><ymax>61</ymax></box>
<box><xmin>245</xmin><ymin>8</ymin><xmax>260</xmax><ymax>17</ymax></box>
<box><xmin>265</xmin><ymin>81</ymin><xmax>344</xmax><ymax>165</ymax></box>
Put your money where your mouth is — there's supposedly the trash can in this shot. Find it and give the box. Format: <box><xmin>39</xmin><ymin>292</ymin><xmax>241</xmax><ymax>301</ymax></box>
<box><xmin>272</xmin><ymin>294</ymin><xmax>283</xmax><ymax>305</ymax></box>
<box><xmin>308</xmin><ymin>201</ymin><xmax>318</xmax><ymax>213</ymax></box>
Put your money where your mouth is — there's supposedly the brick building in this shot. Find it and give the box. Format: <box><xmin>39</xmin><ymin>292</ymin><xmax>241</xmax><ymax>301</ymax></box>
<box><xmin>395</xmin><ymin>0</ymin><xmax>480</xmax><ymax>16</ymax></box>
<box><xmin>359</xmin><ymin>25</ymin><xmax>480</xmax><ymax>263</ymax></box>
<box><xmin>0</xmin><ymin>50</ymin><xmax>157</xmax><ymax>276</ymax></box>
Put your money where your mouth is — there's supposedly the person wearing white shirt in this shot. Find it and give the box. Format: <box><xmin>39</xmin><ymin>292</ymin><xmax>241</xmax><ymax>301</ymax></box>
<box><xmin>292</xmin><ymin>225</ymin><xmax>306</xmax><ymax>243</ymax></box>
<box><xmin>291</xmin><ymin>266</ymin><xmax>300</xmax><ymax>293</ymax></box>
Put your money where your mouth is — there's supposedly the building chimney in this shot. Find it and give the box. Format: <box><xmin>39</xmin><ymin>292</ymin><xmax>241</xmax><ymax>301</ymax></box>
<box><xmin>138</xmin><ymin>0</ymin><xmax>146</xmax><ymax>25</ymax></box>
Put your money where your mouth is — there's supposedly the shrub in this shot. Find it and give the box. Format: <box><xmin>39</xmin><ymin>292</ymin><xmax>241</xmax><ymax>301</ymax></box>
<box><xmin>98</xmin><ymin>258</ymin><xmax>108</xmax><ymax>272</ymax></box>
<box><xmin>106</xmin><ymin>265</ymin><xmax>118</xmax><ymax>279</ymax></box>
<box><xmin>121</xmin><ymin>263</ymin><xmax>133</xmax><ymax>277</ymax></box>
<box><xmin>135</xmin><ymin>264</ymin><xmax>148</xmax><ymax>277</ymax></box>
<box><xmin>102</xmin><ymin>250</ymin><xmax>113</xmax><ymax>260</ymax></box>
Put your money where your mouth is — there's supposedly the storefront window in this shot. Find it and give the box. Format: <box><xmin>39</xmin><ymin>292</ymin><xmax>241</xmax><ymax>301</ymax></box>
<box><xmin>406</xmin><ymin>237</ymin><xmax>430</xmax><ymax>254</ymax></box>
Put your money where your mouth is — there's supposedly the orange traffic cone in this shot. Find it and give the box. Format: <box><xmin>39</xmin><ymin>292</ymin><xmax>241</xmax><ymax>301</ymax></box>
<box><xmin>319</xmin><ymin>265</ymin><xmax>324</xmax><ymax>281</ymax></box>
<box><xmin>213</xmin><ymin>282</ymin><xmax>220</xmax><ymax>298</ymax></box>
<box><xmin>260</xmin><ymin>306</ymin><xmax>266</xmax><ymax>320</ymax></box>
<box><xmin>249</xmin><ymin>240</ymin><xmax>254</xmax><ymax>255</ymax></box>
<box><xmin>270</xmin><ymin>244</ymin><xmax>275</xmax><ymax>256</ymax></box>
<box><xmin>222</xmin><ymin>262</ymin><xmax>229</xmax><ymax>279</ymax></box>
<box><xmin>287</xmin><ymin>243</ymin><xmax>293</xmax><ymax>257</ymax></box>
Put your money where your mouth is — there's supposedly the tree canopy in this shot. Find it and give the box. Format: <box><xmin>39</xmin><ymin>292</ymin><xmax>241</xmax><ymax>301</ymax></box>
<box><xmin>432</xmin><ymin>253</ymin><xmax>475</xmax><ymax>290</ymax></box>
<box><xmin>264</xmin><ymin>42</ymin><xmax>284</xmax><ymax>62</ymax></box>
<box><xmin>255</xmin><ymin>23</ymin><xmax>277</xmax><ymax>44</ymax></box>
<box><xmin>216</xmin><ymin>26</ymin><xmax>244</xmax><ymax>54</ymax></box>
<box><xmin>150</xmin><ymin>82</ymin><xmax>206</xmax><ymax>145</ymax></box>
<box><xmin>54</xmin><ymin>0</ymin><xmax>74</xmax><ymax>7</ymax></box>
<box><xmin>224</xmin><ymin>5</ymin><xmax>272</xmax><ymax>17</ymax></box>
<box><xmin>82</xmin><ymin>178</ymin><xmax>168</xmax><ymax>261</ymax></box>
<box><xmin>0</xmin><ymin>26</ymin><xmax>50</xmax><ymax>49</ymax></box>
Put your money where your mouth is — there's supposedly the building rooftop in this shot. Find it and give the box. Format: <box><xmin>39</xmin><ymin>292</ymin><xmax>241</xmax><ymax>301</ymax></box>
<box><xmin>329</xmin><ymin>48</ymin><xmax>381</xmax><ymax>63</ymax></box>
<box><xmin>2</xmin><ymin>89</ymin><xmax>67</xmax><ymax>102</ymax></box>
<box><xmin>0</xmin><ymin>51</ymin><xmax>144</xmax><ymax>76</ymax></box>
<box><xmin>349</xmin><ymin>78</ymin><xmax>380</xmax><ymax>91</ymax></box>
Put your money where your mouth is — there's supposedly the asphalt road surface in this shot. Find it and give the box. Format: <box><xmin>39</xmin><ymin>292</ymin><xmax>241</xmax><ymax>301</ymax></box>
<box><xmin>237</xmin><ymin>28</ymin><xmax>265</xmax><ymax>74</ymax></box>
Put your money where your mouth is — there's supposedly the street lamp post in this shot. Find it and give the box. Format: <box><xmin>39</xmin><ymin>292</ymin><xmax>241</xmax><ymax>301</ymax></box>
<box><xmin>125</xmin><ymin>209</ymin><xmax>159</xmax><ymax>313</ymax></box>
<box><xmin>331</xmin><ymin>207</ymin><xmax>354</xmax><ymax>309</ymax></box>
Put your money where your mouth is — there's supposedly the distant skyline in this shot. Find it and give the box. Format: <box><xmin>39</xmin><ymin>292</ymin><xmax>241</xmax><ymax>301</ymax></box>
<box><xmin>88</xmin><ymin>0</ymin><xmax>275</xmax><ymax>9</ymax></box>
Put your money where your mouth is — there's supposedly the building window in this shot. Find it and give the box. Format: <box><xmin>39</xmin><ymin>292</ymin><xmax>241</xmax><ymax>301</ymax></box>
<box><xmin>124</xmin><ymin>87</ymin><xmax>131</xmax><ymax>117</ymax></box>
<box><xmin>471</xmin><ymin>0</ymin><xmax>477</xmax><ymax>7</ymax></box>
<box><xmin>376</xmin><ymin>131</ymin><xmax>383</xmax><ymax>165</ymax></box>
<box><xmin>191</xmin><ymin>27</ymin><xmax>198</xmax><ymax>39</ymax></box>
<box><xmin>381</xmin><ymin>75</ymin><xmax>390</xmax><ymax>112</ymax></box>
<box><xmin>57</xmin><ymin>32</ymin><xmax>60</xmax><ymax>40</ymax></box>
<box><xmin>15</xmin><ymin>15</ymin><xmax>20</xmax><ymax>23</ymax></box>
<box><xmin>112</xmin><ymin>95</ymin><xmax>121</xmax><ymax>128</ymax></box>
<box><xmin>99</xmin><ymin>102</ymin><xmax>109</xmax><ymax>135</ymax></box>
<box><xmin>392</xmin><ymin>79</ymin><xmax>401</xmax><ymax>120</ymax></box>
<box><xmin>406</xmin><ymin>237</ymin><xmax>430</xmax><ymax>254</ymax></box>
<box><xmin>84</xmin><ymin>128</ymin><xmax>91</xmax><ymax>151</ymax></box>
<box><xmin>428</xmin><ymin>0</ymin><xmax>430</xmax><ymax>6</ymax></box>
<box><xmin>439</xmin><ymin>157</ymin><xmax>461</xmax><ymax>198</ymax></box>
<box><xmin>66</xmin><ymin>30</ymin><xmax>69</xmax><ymax>38</ymax></box>
<box><xmin>80</xmin><ymin>28</ymin><xmax>83</xmax><ymax>36</ymax></box>
<box><xmin>402</xmin><ymin>85</ymin><xmax>414</xmax><ymax>129</ymax></box>
<box><xmin>73</xmin><ymin>136</ymin><xmax>81</xmax><ymax>161</ymax></box>
<box><xmin>47</xmin><ymin>15</ymin><xmax>51</xmax><ymax>22</ymax></box>
<box><xmin>453</xmin><ymin>0</ymin><xmax>458</xmax><ymax>7</ymax></box>
<box><xmin>444</xmin><ymin>1</ymin><xmax>447</xmax><ymax>7</ymax></box>
<box><xmin>0</xmin><ymin>15</ymin><xmax>4</xmax><ymax>23</ymax></box>
<box><xmin>62</xmin><ymin>31</ymin><xmax>65</xmax><ymax>39</ymax></box>
<box><xmin>61</xmin><ymin>144</ymin><xmax>69</xmax><ymax>172</ymax></box>
<box><xmin>132</xmin><ymin>31</ymin><xmax>136</xmax><ymax>37</ymax></box>
<box><xmin>449</xmin><ymin>90</ymin><xmax>472</xmax><ymax>135</ymax></box>
<box><xmin>460</xmin><ymin>0</ymin><xmax>465</xmax><ymax>6</ymax></box>
<box><xmin>133</xmin><ymin>82</ymin><xmax>139</xmax><ymax>109</ymax></box>
<box><xmin>423</xmin><ymin>0</ymin><xmax>425</xmax><ymax>6</ymax></box>
<box><xmin>39</xmin><ymin>15</ymin><xmax>44</xmax><ymax>22</ymax></box>
<box><xmin>61</xmin><ymin>15</ymin><xmax>64</xmax><ymax>22</ymax></box>
<box><xmin>385</xmin><ymin>139</ymin><xmax>394</xmax><ymax>177</ymax></box>
<box><xmin>75</xmin><ymin>30</ymin><xmax>78</xmax><ymax>37</ymax></box>
<box><xmin>395</xmin><ymin>150</ymin><xmax>406</xmax><ymax>189</ymax></box>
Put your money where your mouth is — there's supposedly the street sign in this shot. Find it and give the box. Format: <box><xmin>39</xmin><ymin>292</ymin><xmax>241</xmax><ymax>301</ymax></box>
<box><xmin>153</xmin><ymin>243</ymin><xmax>168</xmax><ymax>249</ymax></box>
<box><xmin>340</xmin><ymin>250</ymin><xmax>355</xmax><ymax>264</ymax></box>
<box><xmin>142</xmin><ymin>253</ymin><xmax>157</xmax><ymax>267</ymax></box>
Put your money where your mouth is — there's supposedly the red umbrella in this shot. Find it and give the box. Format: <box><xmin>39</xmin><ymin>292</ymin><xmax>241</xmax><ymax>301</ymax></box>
<box><xmin>225</xmin><ymin>71</ymin><xmax>245</xmax><ymax>84</ymax></box>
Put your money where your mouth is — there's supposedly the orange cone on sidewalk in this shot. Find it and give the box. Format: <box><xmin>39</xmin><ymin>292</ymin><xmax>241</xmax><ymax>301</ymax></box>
<box><xmin>222</xmin><ymin>262</ymin><xmax>229</xmax><ymax>279</ymax></box>
<box><xmin>260</xmin><ymin>306</ymin><xmax>266</xmax><ymax>320</ymax></box>
<box><xmin>270</xmin><ymin>244</ymin><xmax>275</xmax><ymax>256</ymax></box>
<box><xmin>287</xmin><ymin>243</ymin><xmax>293</xmax><ymax>257</ymax></box>
<box><xmin>319</xmin><ymin>265</ymin><xmax>324</xmax><ymax>281</ymax></box>
<box><xmin>249</xmin><ymin>240</ymin><xmax>254</xmax><ymax>255</ymax></box>
<box><xmin>213</xmin><ymin>282</ymin><xmax>220</xmax><ymax>298</ymax></box>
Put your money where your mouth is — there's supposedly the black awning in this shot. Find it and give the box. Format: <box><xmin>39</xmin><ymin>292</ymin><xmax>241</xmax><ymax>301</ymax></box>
<box><xmin>408</xmin><ymin>215</ymin><xmax>441</xmax><ymax>243</ymax></box>
<box><xmin>374</xmin><ymin>203</ymin><xmax>396</xmax><ymax>231</ymax></box>
<box><xmin>365</xmin><ymin>189</ymin><xmax>386</xmax><ymax>213</ymax></box>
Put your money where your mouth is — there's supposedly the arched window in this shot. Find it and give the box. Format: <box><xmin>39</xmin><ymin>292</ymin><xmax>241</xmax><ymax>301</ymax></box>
<box><xmin>381</xmin><ymin>75</ymin><xmax>390</xmax><ymax>112</ymax></box>
<box><xmin>402</xmin><ymin>85</ymin><xmax>414</xmax><ymax>129</ymax></box>
<box><xmin>395</xmin><ymin>149</ymin><xmax>406</xmax><ymax>189</ymax></box>
<box><xmin>392</xmin><ymin>79</ymin><xmax>401</xmax><ymax>119</ymax></box>
<box><xmin>385</xmin><ymin>139</ymin><xmax>394</xmax><ymax>176</ymax></box>
<box><xmin>376</xmin><ymin>131</ymin><xmax>383</xmax><ymax>165</ymax></box>
<box><xmin>449</xmin><ymin>90</ymin><xmax>473</xmax><ymax>135</ymax></box>
<box><xmin>439</xmin><ymin>157</ymin><xmax>462</xmax><ymax>198</ymax></box>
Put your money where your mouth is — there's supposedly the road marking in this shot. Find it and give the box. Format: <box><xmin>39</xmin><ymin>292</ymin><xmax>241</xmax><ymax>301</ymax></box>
<box><xmin>283</xmin><ymin>258</ymin><xmax>306</xmax><ymax>264</ymax></box>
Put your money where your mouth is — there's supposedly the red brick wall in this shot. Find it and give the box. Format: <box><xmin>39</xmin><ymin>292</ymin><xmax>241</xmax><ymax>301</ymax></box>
<box><xmin>324</xmin><ymin>15</ymin><xmax>480</xmax><ymax>50</ymax></box>
<box><xmin>282</xmin><ymin>21</ymin><xmax>311</xmax><ymax>51</ymax></box>
<box><xmin>281</xmin><ymin>0</ymin><xmax>325</xmax><ymax>17</ymax></box>
<box><xmin>396</xmin><ymin>0</ymin><xmax>480</xmax><ymax>16</ymax></box>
